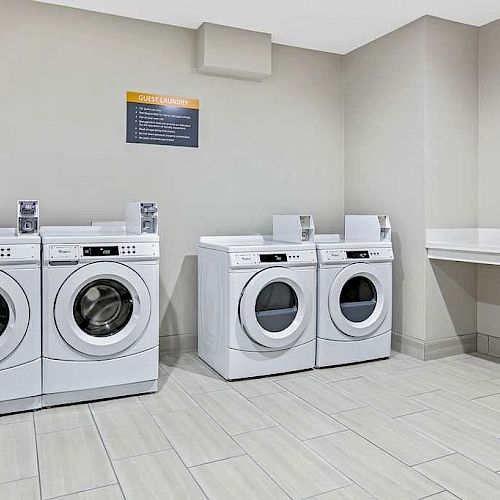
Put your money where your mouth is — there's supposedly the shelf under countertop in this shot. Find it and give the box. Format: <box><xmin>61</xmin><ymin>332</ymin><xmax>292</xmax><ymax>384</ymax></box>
<box><xmin>426</xmin><ymin>228</ymin><xmax>500</xmax><ymax>265</ymax></box>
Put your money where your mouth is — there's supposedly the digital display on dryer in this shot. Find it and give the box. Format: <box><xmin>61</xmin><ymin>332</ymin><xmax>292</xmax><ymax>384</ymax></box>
<box><xmin>260</xmin><ymin>253</ymin><xmax>287</xmax><ymax>263</ymax></box>
<box><xmin>346</xmin><ymin>250</ymin><xmax>369</xmax><ymax>259</ymax></box>
<box><xmin>83</xmin><ymin>246</ymin><xmax>119</xmax><ymax>257</ymax></box>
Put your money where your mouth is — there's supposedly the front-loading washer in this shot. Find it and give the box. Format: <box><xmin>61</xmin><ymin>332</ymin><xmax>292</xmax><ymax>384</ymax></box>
<box><xmin>198</xmin><ymin>235</ymin><xmax>317</xmax><ymax>380</ymax></box>
<box><xmin>0</xmin><ymin>229</ymin><xmax>41</xmax><ymax>414</ymax></box>
<box><xmin>41</xmin><ymin>225</ymin><xmax>159</xmax><ymax>406</ymax></box>
<box><xmin>315</xmin><ymin>235</ymin><xmax>393</xmax><ymax>367</ymax></box>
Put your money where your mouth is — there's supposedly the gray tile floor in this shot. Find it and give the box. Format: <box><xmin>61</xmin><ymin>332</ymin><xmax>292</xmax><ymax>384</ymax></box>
<box><xmin>2</xmin><ymin>351</ymin><xmax>500</xmax><ymax>499</ymax></box>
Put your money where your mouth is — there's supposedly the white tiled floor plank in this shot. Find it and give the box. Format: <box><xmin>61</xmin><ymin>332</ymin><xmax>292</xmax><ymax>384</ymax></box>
<box><xmin>252</xmin><ymin>391</ymin><xmax>346</xmax><ymax>440</ymax></box>
<box><xmin>372</xmin><ymin>356</ymin><xmax>425</xmax><ymax>371</ymax></box>
<box><xmin>0</xmin><ymin>421</ymin><xmax>38</xmax><ymax>484</ymax></box>
<box><xmin>400</xmin><ymin>366</ymin><xmax>500</xmax><ymax>400</ymax></box>
<box><xmin>332</xmin><ymin>377</ymin><xmax>428</xmax><ymax>417</ymax></box>
<box><xmin>35</xmin><ymin>404</ymin><xmax>94</xmax><ymax>434</ymax></box>
<box><xmin>312</xmin><ymin>361</ymin><xmax>385</xmax><ymax>383</ymax></box>
<box><xmin>166</xmin><ymin>353</ymin><xmax>228</xmax><ymax>395</ymax></box>
<box><xmin>448</xmin><ymin>355</ymin><xmax>500</xmax><ymax>377</ymax></box>
<box><xmin>435</xmin><ymin>358</ymin><xmax>500</xmax><ymax>382</ymax></box>
<box><xmin>89</xmin><ymin>396</ymin><xmax>141</xmax><ymax>411</ymax></box>
<box><xmin>308</xmin><ymin>484</ymin><xmax>374</xmax><ymax>499</ymax></box>
<box><xmin>356</xmin><ymin>367</ymin><xmax>437</xmax><ymax>396</ymax></box>
<box><xmin>307</xmin><ymin>431</ymin><xmax>442</xmax><ymax>500</ymax></box>
<box><xmin>92</xmin><ymin>402</ymin><xmax>171</xmax><ymax>460</ymax></box>
<box><xmin>0</xmin><ymin>411</ymin><xmax>33</xmax><ymax>427</ymax></box>
<box><xmin>335</xmin><ymin>407</ymin><xmax>451</xmax><ymax>466</ymax></box>
<box><xmin>235</xmin><ymin>427</ymin><xmax>351</xmax><ymax>499</ymax></box>
<box><xmin>190</xmin><ymin>455</ymin><xmax>289</xmax><ymax>500</ymax></box>
<box><xmin>114</xmin><ymin>450</ymin><xmax>204</xmax><ymax>500</ymax></box>
<box><xmin>194</xmin><ymin>389</ymin><xmax>277</xmax><ymax>435</ymax></box>
<box><xmin>139</xmin><ymin>376</ymin><xmax>199</xmax><ymax>415</ymax></box>
<box><xmin>277</xmin><ymin>375</ymin><xmax>364</xmax><ymax>414</ymax></box>
<box><xmin>412</xmin><ymin>390</ymin><xmax>500</xmax><ymax>438</ymax></box>
<box><xmin>415</xmin><ymin>454</ymin><xmax>500</xmax><ymax>500</ymax></box>
<box><xmin>37</xmin><ymin>426</ymin><xmax>116</xmax><ymax>499</ymax></box>
<box><xmin>56</xmin><ymin>484</ymin><xmax>124</xmax><ymax>499</ymax></box>
<box><xmin>400</xmin><ymin>409</ymin><xmax>500</xmax><ymax>471</ymax></box>
<box><xmin>229</xmin><ymin>377</ymin><xmax>285</xmax><ymax>398</ymax></box>
<box><xmin>473</xmin><ymin>393</ymin><xmax>500</xmax><ymax>412</ymax></box>
<box><xmin>0</xmin><ymin>477</ymin><xmax>40</xmax><ymax>500</ymax></box>
<box><xmin>154</xmin><ymin>408</ymin><xmax>243</xmax><ymax>466</ymax></box>
<box><xmin>5</xmin><ymin>351</ymin><xmax>500</xmax><ymax>499</ymax></box>
<box><xmin>424</xmin><ymin>493</ymin><xmax>460</xmax><ymax>499</ymax></box>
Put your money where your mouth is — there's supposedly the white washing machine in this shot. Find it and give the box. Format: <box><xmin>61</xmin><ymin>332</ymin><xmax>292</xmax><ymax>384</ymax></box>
<box><xmin>316</xmin><ymin>235</ymin><xmax>393</xmax><ymax>367</ymax></box>
<box><xmin>198</xmin><ymin>236</ymin><xmax>317</xmax><ymax>380</ymax></box>
<box><xmin>0</xmin><ymin>229</ymin><xmax>41</xmax><ymax>414</ymax></box>
<box><xmin>41</xmin><ymin>225</ymin><xmax>159</xmax><ymax>406</ymax></box>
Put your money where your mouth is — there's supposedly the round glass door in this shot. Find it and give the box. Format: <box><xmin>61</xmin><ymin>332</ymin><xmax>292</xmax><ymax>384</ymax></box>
<box><xmin>0</xmin><ymin>294</ymin><xmax>9</xmax><ymax>336</ymax></box>
<box><xmin>339</xmin><ymin>276</ymin><xmax>377</xmax><ymax>323</ymax></box>
<box><xmin>54</xmin><ymin>262</ymin><xmax>151</xmax><ymax>356</ymax></box>
<box><xmin>0</xmin><ymin>271</ymin><xmax>30</xmax><ymax>361</ymax></box>
<box><xmin>255</xmin><ymin>282</ymin><xmax>298</xmax><ymax>333</ymax></box>
<box><xmin>239</xmin><ymin>267</ymin><xmax>310</xmax><ymax>348</ymax></box>
<box><xmin>73</xmin><ymin>279</ymin><xmax>133</xmax><ymax>337</ymax></box>
<box><xmin>328</xmin><ymin>263</ymin><xmax>388</xmax><ymax>338</ymax></box>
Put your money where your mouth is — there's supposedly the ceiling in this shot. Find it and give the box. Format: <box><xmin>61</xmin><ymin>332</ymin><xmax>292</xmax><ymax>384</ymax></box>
<box><xmin>35</xmin><ymin>0</ymin><xmax>500</xmax><ymax>54</ymax></box>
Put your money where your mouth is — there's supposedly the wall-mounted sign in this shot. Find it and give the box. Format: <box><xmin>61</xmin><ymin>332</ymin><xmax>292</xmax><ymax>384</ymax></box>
<box><xmin>126</xmin><ymin>91</ymin><xmax>199</xmax><ymax>148</ymax></box>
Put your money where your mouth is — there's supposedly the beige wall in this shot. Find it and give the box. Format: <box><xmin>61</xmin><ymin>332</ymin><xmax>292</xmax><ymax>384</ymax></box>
<box><xmin>344</xmin><ymin>17</ymin><xmax>478</xmax><ymax>357</ymax></box>
<box><xmin>423</xmin><ymin>17</ymin><xmax>478</xmax><ymax>343</ymax></box>
<box><xmin>1</xmin><ymin>0</ymin><xmax>491</xmax><ymax>357</ymax></box>
<box><xmin>344</xmin><ymin>19</ymin><xmax>427</xmax><ymax>342</ymax></box>
<box><xmin>477</xmin><ymin>19</ymin><xmax>500</xmax><ymax>347</ymax></box>
<box><xmin>0</xmin><ymin>0</ymin><xmax>344</xmax><ymax>350</ymax></box>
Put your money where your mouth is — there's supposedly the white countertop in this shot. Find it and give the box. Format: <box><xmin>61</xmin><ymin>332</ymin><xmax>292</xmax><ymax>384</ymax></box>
<box><xmin>426</xmin><ymin>228</ymin><xmax>500</xmax><ymax>265</ymax></box>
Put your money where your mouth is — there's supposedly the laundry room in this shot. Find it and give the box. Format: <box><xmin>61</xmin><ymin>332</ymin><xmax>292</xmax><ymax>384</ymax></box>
<box><xmin>2</xmin><ymin>0</ymin><xmax>500</xmax><ymax>499</ymax></box>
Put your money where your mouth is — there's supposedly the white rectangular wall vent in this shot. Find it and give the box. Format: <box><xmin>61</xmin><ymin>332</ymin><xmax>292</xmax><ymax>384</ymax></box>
<box><xmin>196</xmin><ymin>23</ymin><xmax>272</xmax><ymax>80</ymax></box>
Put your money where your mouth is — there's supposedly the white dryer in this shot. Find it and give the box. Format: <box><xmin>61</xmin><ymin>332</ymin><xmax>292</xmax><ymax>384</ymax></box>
<box><xmin>0</xmin><ymin>229</ymin><xmax>41</xmax><ymax>414</ymax></box>
<box><xmin>316</xmin><ymin>235</ymin><xmax>393</xmax><ymax>367</ymax></box>
<box><xmin>41</xmin><ymin>225</ymin><xmax>159</xmax><ymax>406</ymax></box>
<box><xmin>198</xmin><ymin>236</ymin><xmax>317</xmax><ymax>380</ymax></box>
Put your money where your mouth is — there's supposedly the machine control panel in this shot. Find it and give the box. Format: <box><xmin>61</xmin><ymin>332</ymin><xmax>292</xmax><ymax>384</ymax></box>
<box><xmin>0</xmin><ymin>244</ymin><xmax>39</xmax><ymax>263</ymax></box>
<box><xmin>47</xmin><ymin>243</ymin><xmax>159</xmax><ymax>263</ymax></box>
<box><xmin>230</xmin><ymin>250</ymin><xmax>317</xmax><ymax>268</ymax></box>
<box><xmin>320</xmin><ymin>247</ymin><xmax>393</xmax><ymax>265</ymax></box>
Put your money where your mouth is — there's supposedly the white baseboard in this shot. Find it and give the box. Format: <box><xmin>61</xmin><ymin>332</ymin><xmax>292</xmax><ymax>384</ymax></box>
<box><xmin>392</xmin><ymin>332</ymin><xmax>477</xmax><ymax>360</ymax></box>
<box><xmin>160</xmin><ymin>333</ymin><xmax>197</xmax><ymax>353</ymax></box>
<box><xmin>477</xmin><ymin>333</ymin><xmax>500</xmax><ymax>358</ymax></box>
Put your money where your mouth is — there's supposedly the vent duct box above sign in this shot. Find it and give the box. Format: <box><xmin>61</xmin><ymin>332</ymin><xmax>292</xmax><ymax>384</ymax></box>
<box><xmin>196</xmin><ymin>23</ymin><xmax>272</xmax><ymax>80</ymax></box>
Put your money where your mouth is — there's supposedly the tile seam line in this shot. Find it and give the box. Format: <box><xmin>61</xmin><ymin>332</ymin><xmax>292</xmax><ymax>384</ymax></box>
<box><xmin>150</xmin><ymin>400</ymin><xmax>247</xmax><ymax>471</ymax></box>
<box><xmin>142</xmin><ymin>398</ymin><xmax>233</xmax><ymax>500</ymax></box>
<box><xmin>301</xmin><ymin>482</ymin><xmax>373</xmax><ymax>500</ymax></box>
<box><xmin>193</xmin><ymin>388</ymin><xmax>282</xmax><ymax>429</ymax></box>
<box><xmin>136</xmin><ymin>387</ymin><xmax>212</xmax><ymax>498</ymax></box>
<box><xmin>254</xmin><ymin>391</ymin><xmax>361</xmax><ymax>435</ymax></box>
<box><xmin>273</xmin><ymin>377</ymin><xmax>366</xmax><ymax>419</ymax></box>
<box><xmin>334</xmin><ymin>411</ymin><xmax>455</xmax><ymax>464</ymax></box>
<box><xmin>398</xmin><ymin>409</ymin><xmax>500</xmax><ymax>464</ymax></box>
<box><xmin>412</xmin><ymin>450</ymin><xmax>500</xmax><ymax>478</ymax></box>
<box><xmin>32</xmin><ymin>413</ymin><xmax>43</xmax><ymax>500</ymax></box>
<box><xmin>303</xmin><ymin>428</ymin><xmax>444</xmax><ymax>492</ymax></box>
<box><xmin>35</xmin><ymin>422</ymin><xmax>95</xmax><ymax>436</ymax></box>
<box><xmin>235</xmin><ymin>426</ymin><xmax>354</xmax><ymax>498</ymax></box>
<box><xmin>46</xmin><ymin>483</ymin><xmax>120</xmax><ymax>500</ymax></box>
<box><xmin>88</xmin><ymin>403</ymin><xmax>126</xmax><ymax>500</ymax></box>
<box><xmin>191</xmin><ymin>451</ymin><xmax>294</xmax><ymax>499</ymax></box>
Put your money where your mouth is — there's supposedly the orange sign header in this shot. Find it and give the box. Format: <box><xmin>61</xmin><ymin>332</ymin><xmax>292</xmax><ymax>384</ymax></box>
<box><xmin>127</xmin><ymin>91</ymin><xmax>199</xmax><ymax>110</ymax></box>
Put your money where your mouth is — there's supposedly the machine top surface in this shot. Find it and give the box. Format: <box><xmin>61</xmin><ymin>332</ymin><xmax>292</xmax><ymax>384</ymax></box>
<box><xmin>315</xmin><ymin>233</ymin><xmax>393</xmax><ymax>250</ymax></box>
<box><xmin>40</xmin><ymin>225</ymin><xmax>159</xmax><ymax>244</ymax></box>
<box><xmin>0</xmin><ymin>227</ymin><xmax>40</xmax><ymax>245</ymax></box>
<box><xmin>199</xmin><ymin>235</ymin><xmax>316</xmax><ymax>253</ymax></box>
